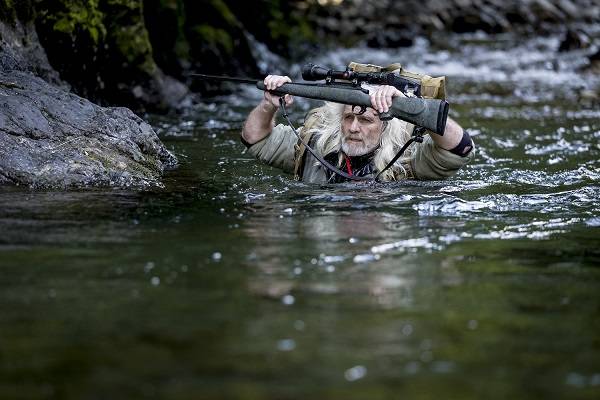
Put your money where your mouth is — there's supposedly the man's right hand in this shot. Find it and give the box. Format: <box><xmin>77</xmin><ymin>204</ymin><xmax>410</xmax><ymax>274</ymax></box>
<box><xmin>263</xmin><ymin>75</ymin><xmax>293</xmax><ymax>110</ymax></box>
<box><xmin>242</xmin><ymin>75</ymin><xmax>293</xmax><ymax>145</ymax></box>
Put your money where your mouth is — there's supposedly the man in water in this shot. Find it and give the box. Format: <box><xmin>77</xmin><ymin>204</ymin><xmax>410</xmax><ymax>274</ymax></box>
<box><xmin>241</xmin><ymin>75</ymin><xmax>474</xmax><ymax>183</ymax></box>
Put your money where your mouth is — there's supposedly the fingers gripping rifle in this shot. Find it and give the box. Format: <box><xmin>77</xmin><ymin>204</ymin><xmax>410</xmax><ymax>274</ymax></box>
<box><xmin>191</xmin><ymin>73</ymin><xmax>449</xmax><ymax>135</ymax></box>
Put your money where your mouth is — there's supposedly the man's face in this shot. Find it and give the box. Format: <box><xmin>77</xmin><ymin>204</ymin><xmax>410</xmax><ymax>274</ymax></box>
<box><xmin>340</xmin><ymin>105</ymin><xmax>383</xmax><ymax>156</ymax></box>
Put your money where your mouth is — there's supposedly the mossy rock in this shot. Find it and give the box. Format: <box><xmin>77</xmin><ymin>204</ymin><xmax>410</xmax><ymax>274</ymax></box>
<box><xmin>32</xmin><ymin>0</ymin><xmax>186</xmax><ymax>112</ymax></box>
<box><xmin>101</xmin><ymin>0</ymin><xmax>155</xmax><ymax>75</ymax></box>
<box><xmin>0</xmin><ymin>70</ymin><xmax>176</xmax><ymax>188</ymax></box>
<box><xmin>142</xmin><ymin>0</ymin><xmax>188</xmax><ymax>77</ymax></box>
<box><xmin>0</xmin><ymin>0</ymin><xmax>34</xmax><ymax>25</ymax></box>
<box><xmin>183</xmin><ymin>0</ymin><xmax>259</xmax><ymax>89</ymax></box>
<box><xmin>34</xmin><ymin>0</ymin><xmax>107</xmax><ymax>99</ymax></box>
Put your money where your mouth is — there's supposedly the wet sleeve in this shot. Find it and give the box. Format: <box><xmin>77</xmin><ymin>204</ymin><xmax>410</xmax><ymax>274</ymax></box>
<box><xmin>410</xmin><ymin>134</ymin><xmax>475</xmax><ymax>180</ymax></box>
<box><xmin>244</xmin><ymin>124</ymin><xmax>297</xmax><ymax>173</ymax></box>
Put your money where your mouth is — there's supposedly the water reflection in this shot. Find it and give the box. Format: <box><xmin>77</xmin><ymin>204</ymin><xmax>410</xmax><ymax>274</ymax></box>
<box><xmin>2</xmin><ymin>29</ymin><xmax>600</xmax><ymax>399</ymax></box>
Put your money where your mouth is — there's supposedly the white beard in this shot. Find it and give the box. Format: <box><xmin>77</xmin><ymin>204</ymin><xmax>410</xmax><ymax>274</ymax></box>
<box><xmin>341</xmin><ymin>138</ymin><xmax>379</xmax><ymax>156</ymax></box>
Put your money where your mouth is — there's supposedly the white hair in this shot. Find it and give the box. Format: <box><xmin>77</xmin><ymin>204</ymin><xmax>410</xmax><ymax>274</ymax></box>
<box><xmin>304</xmin><ymin>102</ymin><xmax>413</xmax><ymax>181</ymax></box>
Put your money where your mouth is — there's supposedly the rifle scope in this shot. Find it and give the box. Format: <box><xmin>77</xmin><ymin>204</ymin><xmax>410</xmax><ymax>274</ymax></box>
<box><xmin>302</xmin><ymin>63</ymin><xmax>421</xmax><ymax>96</ymax></box>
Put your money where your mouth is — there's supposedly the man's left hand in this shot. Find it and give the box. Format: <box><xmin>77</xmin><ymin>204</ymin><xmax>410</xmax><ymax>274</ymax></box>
<box><xmin>369</xmin><ymin>85</ymin><xmax>469</xmax><ymax>151</ymax></box>
<box><xmin>369</xmin><ymin>85</ymin><xmax>403</xmax><ymax>114</ymax></box>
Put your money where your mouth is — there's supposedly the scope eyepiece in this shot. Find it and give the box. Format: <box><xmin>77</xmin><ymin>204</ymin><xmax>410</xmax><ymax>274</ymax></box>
<box><xmin>302</xmin><ymin>63</ymin><xmax>331</xmax><ymax>81</ymax></box>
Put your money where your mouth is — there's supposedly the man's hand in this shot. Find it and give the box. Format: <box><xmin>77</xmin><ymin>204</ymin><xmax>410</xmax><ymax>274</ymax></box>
<box><xmin>369</xmin><ymin>85</ymin><xmax>403</xmax><ymax>113</ymax></box>
<box><xmin>369</xmin><ymin>85</ymin><xmax>467</xmax><ymax>151</ymax></box>
<box><xmin>263</xmin><ymin>75</ymin><xmax>293</xmax><ymax>110</ymax></box>
<box><xmin>241</xmin><ymin>75</ymin><xmax>293</xmax><ymax>145</ymax></box>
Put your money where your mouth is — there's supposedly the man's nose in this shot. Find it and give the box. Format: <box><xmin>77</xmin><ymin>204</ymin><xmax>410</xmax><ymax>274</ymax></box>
<box><xmin>350</xmin><ymin>117</ymin><xmax>361</xmax><ymax>132</ymax></box>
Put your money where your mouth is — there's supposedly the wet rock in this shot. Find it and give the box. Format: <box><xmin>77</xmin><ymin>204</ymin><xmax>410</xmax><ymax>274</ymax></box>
<box><xmin>142</xmin><ymin>0</ymin><xmax>265</xmax><ymax>93</ymax></box>
<box><xmin>530</xmin><ymin>0</ymin><xmax>565</xmax><ymax>22</ymax></box>
<box><xmin>183</xmin><ymin>0</ymin><xmax>261</xmax><ymax>92</ymax></box>
<box><xmin>558</xmin><ymin>29</ymin><xmax>591</xmax><ymax>52</ymax></box>
<box><xmin>0</xmin><ymin>1</ymin><xmax>64</xmax><ymax>88</ymax></box>
<box><xmin>306</xmin><ymin>0</ymin><xmax>600</xmax><ymax>46</ymax></box>
<box><xmin>586</xmin><ymin>48</ymin><xmax>600</xmax><ymax>74</ymax></box>
<box><xmin>224</xmin><ymin>0</ymin><xmax>317</xmax><ymax>59</ymax></box>
<box><xmin>557</xmin><ymin>0</ymin><xmax>580</xmax><ymax>18</ymax></box>
<box><xmin>366</xmin><ymin>28</ymin><xmax>415</xmax><ymax>49</ymax></box>
<box><xmin>142</xmin><ymin>0</ymin><xmax>190</xmax><ymax>78</ymax></box>
<box><xmin>0</xmin><ymin>70</ymin><xmax>176</xmax><ymax>188</ymax></box>
<box><xmin>577</xmin><ymin>88</ymin><xmax>599</xmax><ymax>108</ymax></box>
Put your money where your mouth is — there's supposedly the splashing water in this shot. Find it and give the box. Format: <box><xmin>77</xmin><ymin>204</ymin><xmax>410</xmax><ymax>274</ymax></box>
<box><xmin>1</xmin><ymin>30</ymin><xmax>599</xmax><ymax>399</ymax></box>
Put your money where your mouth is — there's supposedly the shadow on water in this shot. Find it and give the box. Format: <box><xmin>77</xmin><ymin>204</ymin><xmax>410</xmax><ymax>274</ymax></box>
<box><xmin>1</xmin><ymin>30</ymin><xmax>600</xmax><ymax>399</ymax></box>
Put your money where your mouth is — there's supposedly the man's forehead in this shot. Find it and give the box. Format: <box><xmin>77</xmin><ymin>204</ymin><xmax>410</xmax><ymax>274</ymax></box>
<box><xmin>342</xmin><ymin>105</ymin><xmax>378</xmax><ymax>118</ymax></box>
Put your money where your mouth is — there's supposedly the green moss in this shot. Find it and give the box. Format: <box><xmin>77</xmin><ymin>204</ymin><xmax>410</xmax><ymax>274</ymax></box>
<box><xmin>43</xmin><ymin>0</ymin><xmax>106</xmax><ymax>45</ymax></box>
<box><xmin>112</xmin><ymin>23</ymin><xmax>155</xmax><ymax>72</ymax></box>
<box><xmin>193</xmin><ymin>24</ymin><xmax>233</xmax><ymax>55</ymax></box>
<box><xmin>209</xmin><ymin>0</ymin><xmax>238</xmax><ymax>28</ymax></box>
<box><xmin>100</xmin><ymin>0</ymin><xmax>157</xmax><ymax>75</ymax></box>
<box><xmin>172</xmin><ymin>0</ymin><xmax>189</xmax><ymax>61</ymax></box>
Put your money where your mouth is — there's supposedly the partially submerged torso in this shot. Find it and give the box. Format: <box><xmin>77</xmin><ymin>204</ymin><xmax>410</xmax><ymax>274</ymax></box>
<box><xmin>245</xmin><ymin>108</ymin><xmax>474</xmax><ymax>183</ymax></box>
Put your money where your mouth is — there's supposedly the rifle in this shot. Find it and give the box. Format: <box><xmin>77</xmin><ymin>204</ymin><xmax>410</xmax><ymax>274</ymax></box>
<box><xmin>191</xmin><ymin>66</ymin><xmax>449</xmax><ymax>136</ymax></box>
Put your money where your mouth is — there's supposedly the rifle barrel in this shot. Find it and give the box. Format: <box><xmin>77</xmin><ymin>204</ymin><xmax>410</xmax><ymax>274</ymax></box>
<box><xmin>257</xmin><ymin>81</ymin><xmax>448</xmax><ymax>136</ymax></box>
<box><xmin>190</xmin><ymin>74</ymin><xmax>448</xmax><ymax>135</ymax></box>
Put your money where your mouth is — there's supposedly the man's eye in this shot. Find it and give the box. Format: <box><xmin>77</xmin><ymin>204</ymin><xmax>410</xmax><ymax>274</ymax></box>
<box><xmin>359</xmin><ymin>117</ymin><xmax>373</xmax><ymax>123</ymax></box>
<box><xmin>344</xmin><ymin>115</ymin><xmax>354</xmax><ymax>121</ymax></box>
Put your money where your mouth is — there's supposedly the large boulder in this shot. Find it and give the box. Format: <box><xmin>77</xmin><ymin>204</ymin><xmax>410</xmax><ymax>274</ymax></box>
<box><xmin>0</xmin><ymin>70</ymin><xmax>176</xmax><ymax>188</ymax></box>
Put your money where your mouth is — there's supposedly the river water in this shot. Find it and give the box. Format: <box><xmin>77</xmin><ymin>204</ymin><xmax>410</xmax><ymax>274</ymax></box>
<box><xmin>1</xmin><ymin>31</ymin><xmax>599</xmax><ymax>399</ymax></box>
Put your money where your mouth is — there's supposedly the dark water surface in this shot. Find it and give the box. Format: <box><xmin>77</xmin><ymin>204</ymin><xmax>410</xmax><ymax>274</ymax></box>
<box><xmin>1</xmin><ymin>32</ymin><xmax>600</xmax><ymax>399</ymax></box>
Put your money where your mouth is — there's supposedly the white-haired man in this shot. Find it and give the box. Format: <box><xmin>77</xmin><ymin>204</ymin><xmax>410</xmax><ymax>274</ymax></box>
<box><xmin>241</xmin><ymin>75</ymin><xmax>474</xmax><ymax>183</ymax></box>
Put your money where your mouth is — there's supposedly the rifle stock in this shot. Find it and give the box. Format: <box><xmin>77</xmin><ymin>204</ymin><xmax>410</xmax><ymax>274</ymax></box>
<box><xmin>257</xmin><ymin>81</ymin><xmax>448</xmax><ymax>135</ymax></box>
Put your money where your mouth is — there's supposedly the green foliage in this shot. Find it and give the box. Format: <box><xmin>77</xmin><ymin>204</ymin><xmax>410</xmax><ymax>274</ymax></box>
<box><xmin>38</xmin><ymin>0</ymin><xmax>106</xmax><ymax>45</ymax></box>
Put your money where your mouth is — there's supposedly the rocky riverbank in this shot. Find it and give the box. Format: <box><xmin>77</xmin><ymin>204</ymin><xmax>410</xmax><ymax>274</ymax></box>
<box><xmin>311</xmin><ymin>0</ymin><xmax>599</xmax><ymax>48</ymax></box>
<box><xmin>0</xmin><ymin>0</ymin><xmax>598</xmax><ymax>188</ymax></box>
<box><xmin>0</xmin><ymin>70</ymin><xmax>176</xmax><ymax>188</ymax></box>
